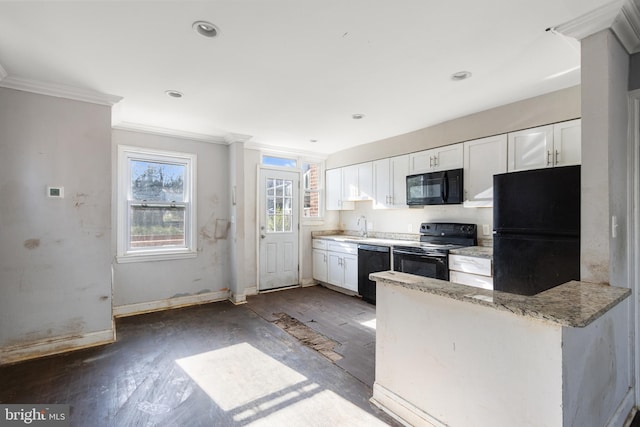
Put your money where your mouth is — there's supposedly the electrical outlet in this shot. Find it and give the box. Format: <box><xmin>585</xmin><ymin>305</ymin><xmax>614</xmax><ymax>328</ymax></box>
<box><xmin>482</xmin><ymin>224</ymin><xmax>491</xmax><ymax>236</ymax></box>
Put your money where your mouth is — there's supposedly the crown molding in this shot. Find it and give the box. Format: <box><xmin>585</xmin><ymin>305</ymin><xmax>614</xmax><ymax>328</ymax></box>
<box><xmin>611</xmin><ymin>0</ymin><xmax>640</xmax><ymax>53</ymax></box>
<box><xmin>553</xmin><ymin>0</ymin><xmax>625</xmax><ymax>40</ymax></box>
<box><xmin>113</xmin><ymin>121</ymin><xmax>231</xmax><ymax>145</ymax></box>
<box><xmin>0</xmin><ymin>74</ymin><xmax>122</xmax><ymax>106</ymax></box>
<box><xmin>224</xmin><ymin>132</ymin><xmax>253</xmax><ymax>144</ymax></box>
<box><xmin>244</xmin><ymin>140</ymin><xmax>329</xmax><ymax>159</ymax></box>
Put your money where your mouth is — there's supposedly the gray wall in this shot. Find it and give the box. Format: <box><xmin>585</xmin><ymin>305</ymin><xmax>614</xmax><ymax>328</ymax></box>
<box><xmin>580</xmin><ymin>30</ymin><xmax>630</xmax><ymax>286</ymax></box>
<box><xmin>111</xmin><ymin>129</ymin><xmax>231</xmax><ymax>307</ymax></box>
<box><xmin>0</xmin><ymin>88</ymin><xmax>113</xmax><ymax>351</ymax></box>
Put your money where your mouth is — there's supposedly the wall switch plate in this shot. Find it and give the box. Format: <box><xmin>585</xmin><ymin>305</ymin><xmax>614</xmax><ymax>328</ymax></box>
<box><xmin>47</xmin><ymin>186</ymin><xmax>64</xmax><ymax>198</ymax></box>
<box><xmin>482</xmin><ymin>224</ymin><xmax>491</xmax><ymax>236</ymax></box>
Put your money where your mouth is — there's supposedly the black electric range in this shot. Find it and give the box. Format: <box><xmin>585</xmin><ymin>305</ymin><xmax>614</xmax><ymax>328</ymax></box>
<box><xmin>392</xmin><ymin>222</ymin><xmax>477</xmax><ymax>280</ymax></box>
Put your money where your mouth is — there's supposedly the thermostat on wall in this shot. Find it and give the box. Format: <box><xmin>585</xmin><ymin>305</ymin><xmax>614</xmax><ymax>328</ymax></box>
<box><xmin>47</xmin><ymin>186</ymin><xmax>64</xmax><ymax>198</ymax></box>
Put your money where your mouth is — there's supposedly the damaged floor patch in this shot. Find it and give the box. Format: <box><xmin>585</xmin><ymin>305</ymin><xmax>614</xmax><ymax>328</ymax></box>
<box><xmin>272</xmin><ymin>313</ymin><xmax>342</xmax><ymax>362</ymax></box>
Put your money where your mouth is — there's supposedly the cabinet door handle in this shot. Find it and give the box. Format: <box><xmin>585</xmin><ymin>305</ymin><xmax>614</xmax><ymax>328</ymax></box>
<box><xmin>555</xmin><ymin>149</ymin><xmax>560</xmax><ymax>165</ymax></box>
<box><xmin>429</xmin><ymin>156</ymin><xmax>433</xmax><ymax>167</ymax></box>
<box><xmin>546</xmin><ymin>150</ymin><xmax>552</xmax><ymax>166</ymax></box>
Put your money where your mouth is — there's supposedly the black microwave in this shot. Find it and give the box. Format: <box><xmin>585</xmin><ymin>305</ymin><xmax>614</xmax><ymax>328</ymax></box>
<box><xmin>406</xmin><ymin>168</ymin><xmax>464</xmax><ymax>206</ymax></box>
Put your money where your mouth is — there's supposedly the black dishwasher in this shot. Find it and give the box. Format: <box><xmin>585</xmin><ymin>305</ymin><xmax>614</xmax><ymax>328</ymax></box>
<box><xmin>357</xmin><ymin>244</ymin><xmax>391</xmax><ymax>305</ymax></box>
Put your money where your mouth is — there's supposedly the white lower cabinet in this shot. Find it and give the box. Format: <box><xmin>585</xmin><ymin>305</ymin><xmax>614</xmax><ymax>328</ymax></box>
<box><xmin>326</xmin><ymin>241</ymin><xmax>358</xmax><ymax>292</ymax></box>
<box><xmin>312</xmin><ymin>239</ymin><xmax>328</xmax><ymax>283</ymax></box>
<box><xmin>449</xmin><ymin>254</ymin><xmax>493</xmax><ymax>290</ymax></box>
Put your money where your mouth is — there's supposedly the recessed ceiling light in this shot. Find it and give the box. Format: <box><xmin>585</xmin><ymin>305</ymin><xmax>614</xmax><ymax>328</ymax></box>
<box><xmin>165</xmin><ymin>90</ymin><xmax>183</xmax><ymax>98</ymax></box>
<box><xmin>451</xmin><ymin>71</ymin><xmax>472</xmax><ymax>81</ymax></box>
<box><xmin>192</xmin><ymin>21</ymin><xmax>219</xmax><ymax>38</ymax></box>
<box><xmin>352</xmin><ymin>113</ymin><xmax>365</xmax><ymax>120</ymax></box>
<box><xmin>310</xmin><ymin>139</ymin><xmax>318</xmax><ymax>143</ymax></box>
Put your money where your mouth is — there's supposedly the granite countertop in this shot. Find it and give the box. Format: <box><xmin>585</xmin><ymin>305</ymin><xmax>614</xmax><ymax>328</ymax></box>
<box><xmin>449</xmin><ymin>246</ymin><xmax>493</xmax><ymax>259</ymax></box>
<box><xmin>370</xmin><ymin>271</ymin><xmax>631</xmax><ymax>328</ymax></box>
<box><xmin>313</xmin><ymin>234</ymin><xmax>420</xmax><ymax>247</ymax></box>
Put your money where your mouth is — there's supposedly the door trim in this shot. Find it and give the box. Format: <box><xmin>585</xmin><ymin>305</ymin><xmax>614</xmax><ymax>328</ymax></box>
<box><xmin>256</xmin><ymin>165</ymin><xmax>302</xmax><ymax>292</ymax></box>
<box><xmin>628</xmin><ymin>88</ymin><xmax>640</xmax><ymax>407</ymax></box>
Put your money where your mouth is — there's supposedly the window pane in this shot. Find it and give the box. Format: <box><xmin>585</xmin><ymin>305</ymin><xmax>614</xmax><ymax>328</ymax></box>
<box><xmin>131</xmin><ymin>160</ymin><xmax>185</xmax><ymax>202</ymax></box>
<box><xmin>302</xmin><ymin>162</ymin><xmax>319</xmax><ymax>191</ymax></box>
<box><xmin>263</xmin><ymin>156</ymin><xmax>297</xmax><ymax>168</ymax></box>
<box><xmin>304</xmin><ymin>190</ymin><xmax>320</xmax><ymax>218</ymax></box>
<box><xmin>265</xmin><ymin>177</ymin><xmax>294</xmax><ymax>233</ymax></box>
<box><xmin>130</xmin><ymin>205</ymin><xmax>185</xmax><ymax>248</ymax></box>
<box><xmin>267</xmin><ymin>178</ymin><xmax>275</xmax><ymax>196</ymax></box>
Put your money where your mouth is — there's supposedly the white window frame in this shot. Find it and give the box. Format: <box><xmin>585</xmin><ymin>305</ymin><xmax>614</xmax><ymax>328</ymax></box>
<box><xmin>117</xmin><ymin>145</ymin><xmax>197</xmax><ymax>263</ymax></box>
<box><xmin>301</xmin><ymin>160</ymin><xmax>324</xmax><ymax>222</ymax></box>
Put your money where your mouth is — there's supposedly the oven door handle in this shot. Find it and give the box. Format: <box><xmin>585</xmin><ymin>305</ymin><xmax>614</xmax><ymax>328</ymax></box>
<box><xmin>393</xmin><ymin>249</ymin><xmax>447</xmax><ymax>258</ymax></box>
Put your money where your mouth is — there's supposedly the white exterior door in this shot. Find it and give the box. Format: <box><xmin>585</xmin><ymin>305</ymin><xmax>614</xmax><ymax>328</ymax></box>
<box><xmin>259</xmin><ymin>168</ymin><xmax>299</xmax><ymax>291</ymax></box>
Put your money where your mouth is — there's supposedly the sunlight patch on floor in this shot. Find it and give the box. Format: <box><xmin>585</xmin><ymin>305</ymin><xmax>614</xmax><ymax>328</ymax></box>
<box><xmin>176</xmin><ymin>342</ymin><xmax>387</xmax><ymax>426</ymax></box>
<box><xmin>360</xmin><ymin>318</ymin><xmax>376</xmax><ymax>329</ymax></box>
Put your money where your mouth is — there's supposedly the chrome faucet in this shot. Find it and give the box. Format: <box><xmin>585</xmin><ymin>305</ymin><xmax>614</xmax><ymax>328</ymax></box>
<box><xmin>357</xmin><ymin>215</ymin><xmax>368</xmax><ymax>237</ymax></box>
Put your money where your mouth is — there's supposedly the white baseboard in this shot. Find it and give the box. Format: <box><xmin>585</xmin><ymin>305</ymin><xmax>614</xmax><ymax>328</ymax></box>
<box><xmin>371</xmin><ymin>382</ymin><xmax>443</xmax><ymax>427</ymax></box>
<box><xmin>244</xmin><ymin>286</ymin><xmax>258</xmax><ymax>297</ymax></box>
<box><xmin>0</xmin><ymin>328</ymin><xmax>115</xmax><ymax>365</ymax></box>
<box><xmin>113</xmin><ymin>290</ymin><xmax>230</xmax><ymax>317</ymax></box>
<box><xmin>301</xmin><ymin>278</ymin><xmax>317</xmax><ymax>287</ymax></box>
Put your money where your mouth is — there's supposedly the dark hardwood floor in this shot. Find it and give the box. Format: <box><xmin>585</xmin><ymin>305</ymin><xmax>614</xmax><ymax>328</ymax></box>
<box><xmin>0</xmin><ymin>286</ymin><xmax>395</xmax><ymax>426</ymax></box>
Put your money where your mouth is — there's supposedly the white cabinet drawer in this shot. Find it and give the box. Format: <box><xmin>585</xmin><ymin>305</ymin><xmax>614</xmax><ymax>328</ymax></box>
<box><xmin>312</xmin><ymin>239</ymin><xmax>328</xmax><ymax>250</ymax></box>
<box><xmin>327</xmin><ymin>241</ymin><xmax>358</xmax><ymax>255</ymax></box>
<box><xmin>449</xmin><ymin>254</ymin><xmax>492</xmax><ymax>276</ymax></box>
<box><xmin>450</xmin><ymin>271</ymin><xmax>494</xmax><ymax>290</ymax></box>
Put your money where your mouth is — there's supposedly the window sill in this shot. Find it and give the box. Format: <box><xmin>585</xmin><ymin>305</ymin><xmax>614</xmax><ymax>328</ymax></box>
<box><xmin>116</xmin><ymin>250</ymin><xmax>197</xmax><ymax>264</ymax></box>
<box><xmin>302</xmin><ymin>218</ymin><xmax>325</xmax><ymax>226</ymax></box>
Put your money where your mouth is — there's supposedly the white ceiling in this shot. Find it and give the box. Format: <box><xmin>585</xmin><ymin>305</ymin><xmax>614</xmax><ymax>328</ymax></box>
<box><xmin>0</xmin><ymin>1</ymin><xmax>618</xmax><ymax>155</ymax></box>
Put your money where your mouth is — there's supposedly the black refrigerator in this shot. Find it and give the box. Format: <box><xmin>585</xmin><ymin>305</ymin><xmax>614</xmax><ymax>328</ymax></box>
<box><xmin>493</xmin><ymin>165</ymin><xmax>580</xmax><ymax>296</ymax></box>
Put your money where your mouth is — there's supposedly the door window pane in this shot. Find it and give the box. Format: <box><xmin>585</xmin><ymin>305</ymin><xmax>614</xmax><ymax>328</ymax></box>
<box><xmin>266</xmin><ymin>177</ymin><xmax>293</xmax><ymax>233</ymax></box>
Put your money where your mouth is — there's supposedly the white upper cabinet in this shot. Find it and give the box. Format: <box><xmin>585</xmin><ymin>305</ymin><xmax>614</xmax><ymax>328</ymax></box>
<box><xmin>326</xmin><ymin>168</ymin><xmax>354</xmax><ymax>211</ymax></box>
<box><xmin>409</xmin><ymin>143</ymin><xmax>463</xmax><ymax>173</ymax></box>
<box><xmin>507</xmin><ymin>125</ymin><xmax>554</xmax><ymax>172</ymax></box>
<box><xmin>507</xmin><ymin>119</ymin><xmax>581</xmax><ymax>172</ymax></box>
<box><xmin>373</xmin><ymin>154</ymin><xmax>409</xmax><ymax>209</ymax></box>
<box><xmin>342</xmin><ymin>162</ymin><xmax>373</xmax><ymax>201</ymax></box>
<box><xmin>552</xmin><ymin>119</ymin><xmax>581</xmax><ymax>167</ymax></box>
<box><xmin>463</xmin><ymin>134</ymin><xmax>507</xmax><ymax>207</ymax></box>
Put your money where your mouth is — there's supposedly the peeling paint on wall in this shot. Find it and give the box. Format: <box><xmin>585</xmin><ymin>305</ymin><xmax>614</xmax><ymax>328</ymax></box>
<box><xmin>73</xmin><ymin>192</ymin><xmax>88</xmax><ymax>208</ymax></box>
<box><xmin>23</xmin><ymin>239</ymin><xmax>40</xmax><ymax>250</ymax></box>
<box><xmin>214</xmin><ymin>219</ymin><xmax>230</xmax><ymax>240</ymax></box>
<box><xmin>199</xmin><ymin>215</ymin><xmax>231</xmax><ymax>243</ymax></box>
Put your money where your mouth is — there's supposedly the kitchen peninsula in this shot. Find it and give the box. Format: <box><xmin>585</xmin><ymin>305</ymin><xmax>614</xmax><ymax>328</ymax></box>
<box><xmin>370</xmin><ymin>271</ymin><xmax>632</xmax><ymax>427</ymax></box>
